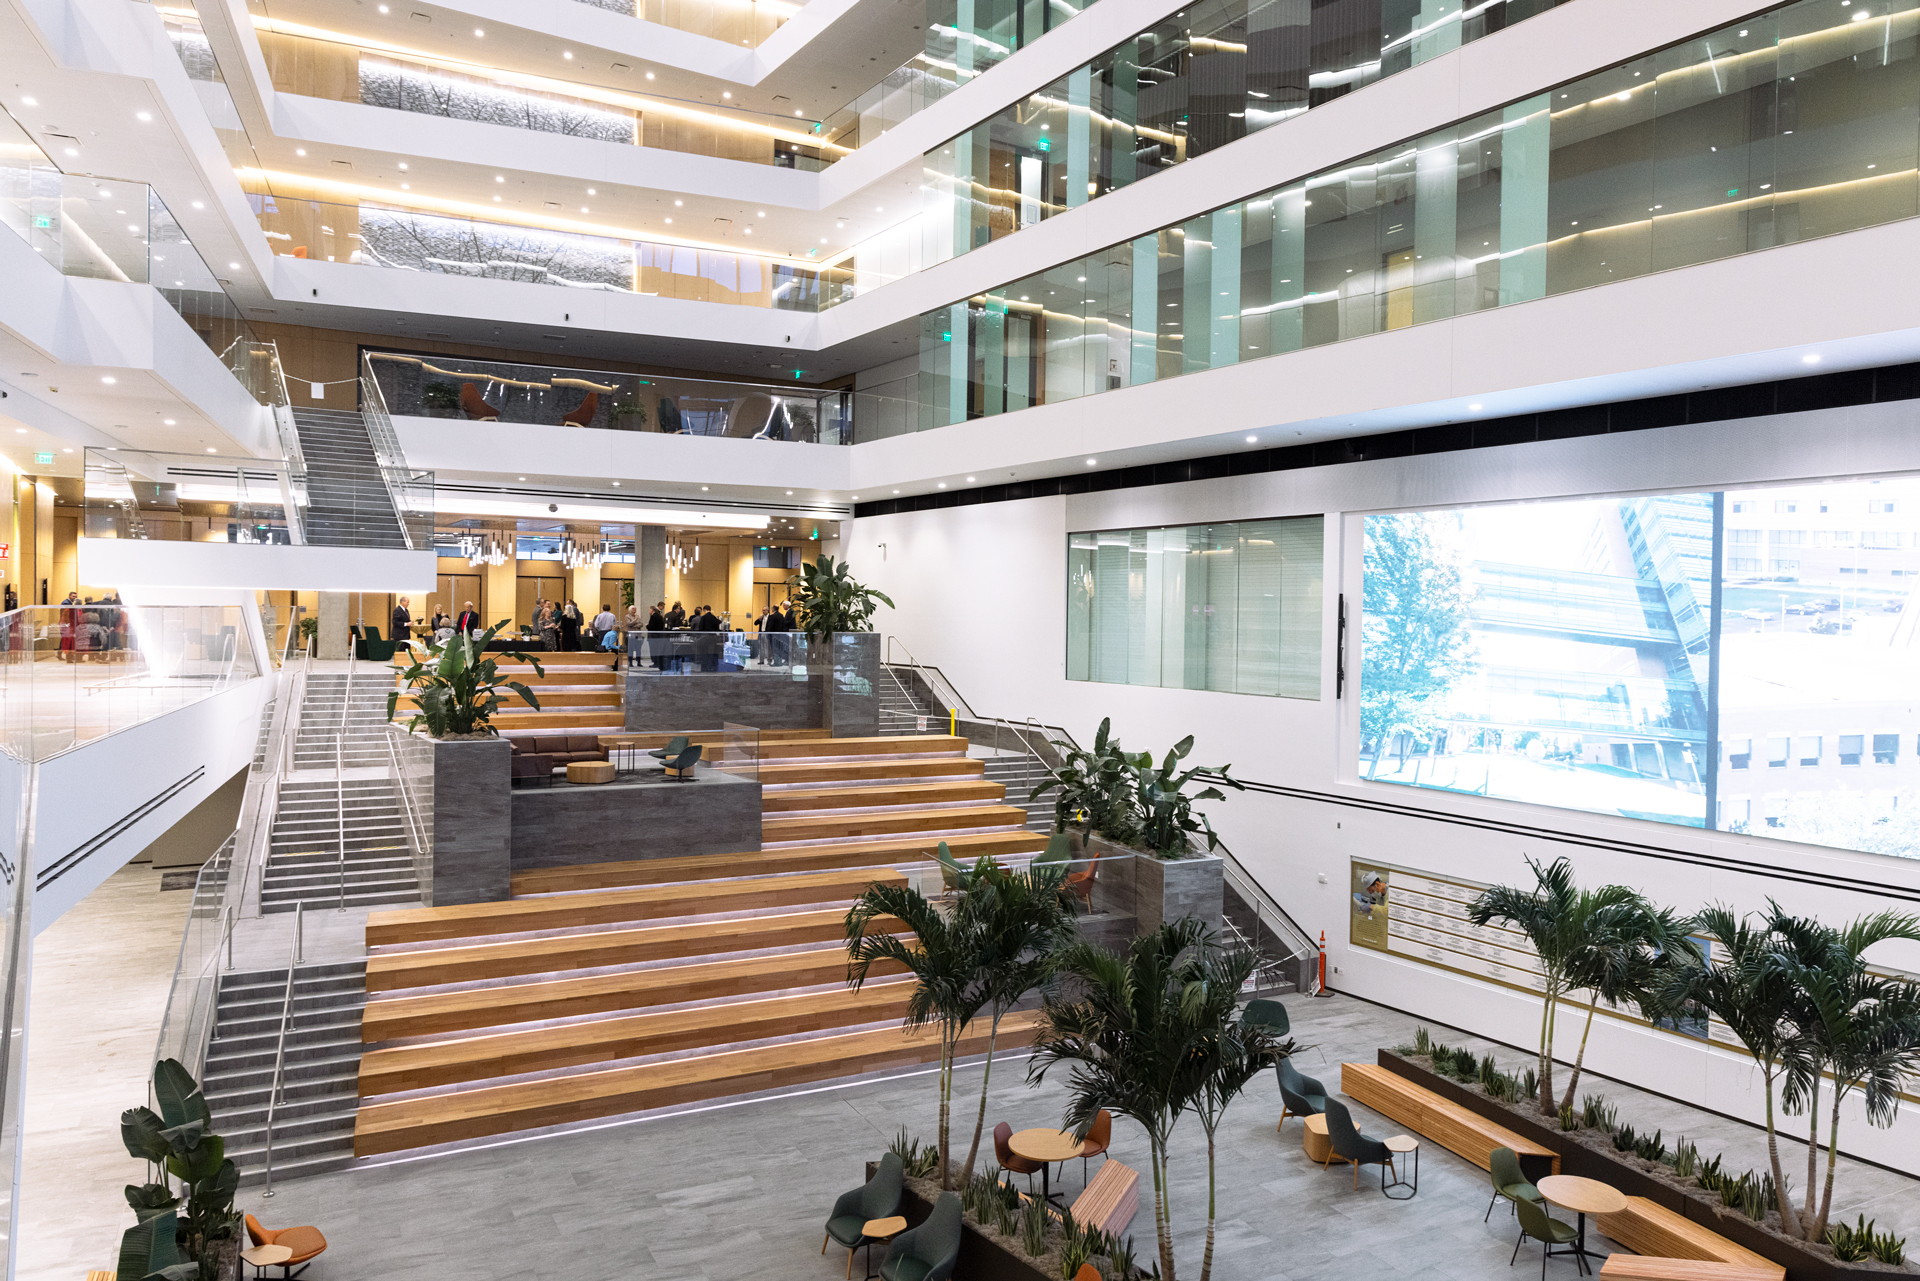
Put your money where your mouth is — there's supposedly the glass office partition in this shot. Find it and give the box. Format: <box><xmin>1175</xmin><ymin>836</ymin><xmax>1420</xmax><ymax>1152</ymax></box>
<box><xmin>1068</xmin><ymin>517</ymin><xmax>1324</xmax><ymax>698</ymax></box>
<box><xmin>365</xmin><ymin>351</ymin><xmax>851</xmax><ymax>444</ymax></box>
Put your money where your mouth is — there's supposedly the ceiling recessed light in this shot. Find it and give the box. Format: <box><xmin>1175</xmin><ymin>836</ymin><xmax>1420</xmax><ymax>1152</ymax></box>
<box><xmin>101</xmin><ymin>376</ymin><xmax>116</xmax><ymax>384</ymax></box>
<box><xmin>587</xmin><ymin>187</ymin><xmax>596</xmax><ymax>195</ymax></box>
<box><xmin>206</xmin><ymin>446</ymin><xmax>217</xmax><ymax>453</ymax></box>
<box><xmin>192</xmin><ymin>201</ymin><xmax>203</xmax><ymax>209</ymax></box>
<box><xmin>62</xmin><ymin>448</ymin><xmax>72</xmax><ymax>453</ymax></box>
<box><xmin>1803</xmin><ymin>353</ymin><xmax>1822</xmax><ymax>364</ymax></box>
<box><xmin>295</xmin><ymin>148</ymin><xmax>306</xmax><ymax>156</ymax></box>
<box><xmin>473</xmin><ymin>27</ymin><xmax>484</xmax><ymax>36</ymax></box>
<box><xmin>12</xmin><ymin>429</ymin><xmax>24</xmax><ymax>435</ymax></box>
<box><xmin>21</xmin><ymin>97</ymin><xmax>35</xmax><ymax>106</ymax></box>
<box><xmin>495</xmin><ymin>175</ymin><xmax>504</xmax><ymax>183</ymax></box>
<box><xmin>612</xmin><ymin>481</ymin><xmax>619</xmax><ymax>486</ymax></box>
<box><xmin>937</xmin><ymin>482</ymin><xmax>946</xmax><ymax>488</ymax></box>
<box><xmin>1085</xmin><ymin>458</ymin><xmax>1097</xmax><ymax>466</ymax></box>
<box><xmin>722</xmin><ymin>91</ymin><xmax>732</xmax><ymax>99</ymax></box>
<box><xmin>493</xmin><ymin>196</ymin><xmax>501</xmax><ymax>201</ymax></box>
<box><xmin>400</xmin><ymin>183</ymin><xmax>409</xmax><ymax>189</ymax></box>
<box><xmin>378</xmin><ymin>3</ymin><xmax>387</xmax><ymax>10</ymax></box>
<box><xmin>64</xmin><ymin>148</ymin><xmax>77</xmax><ymax>156</ymax></box>
<box><xmin>674</xmin><ymin>199</ymin><xmax>683</xmax><ymax>206</ymax></box>
<box><xmin>163</xmin><ymin>418</ymin><xmax>176</xmax><ymax>425</ymax></box>
<box><xmin>136</xmin><ymin>111</ymin><xmax>152</xmax><ymax>122</ymax></box>
<box><xmin>518</xmin><ymin>476</ymin><xmax>526</xmax><ymax>481</ymax></box>
<box><xmin>563</xmin><ymin>50</ymin><xmax>573</xmax><ymax>59</ymax></box>
<box><xmin>1245</xmin><ymin>435</ymin><xmax>1257</xmax><ymax>444</ymax></box>
<box><xmin>966</xmin><ymin>476</ymin><xmax>975</xmax><ymax>482</ymax></box>
<box><xmin>757</xmin><ymin>210</ymin><xmax>766</xmax><ymax>217</ymax></box>
<box><xmin>581</xmin><ymin>207</ymin><xmax>588</xmax><ymax>212</ymax></box>
<box><xmin>1469</xmin><ymin>403</ymin><xmax>1484</xmax><ymax>411</ymax></box>
<box><xmin>398</xmin><ymin>162</ymin><xmax>408</xmax><ymax>170</ymax></box>
<box><xmin>228</xmin><ymin>261</ymin><xmax>239</xmax><ymax>269</ymax></box>
<box><xmin>892</xmin><ymin>489</ymin><xmax>900</xmax><ymax>494</ymax></box>
<box><xmin>786</xmin><ymin>490</ymin><xmax>793</xmax><ymax>494</ymax></box>
<box><xmin>664</xmin><ymin>217</ymin><xmax>672</xmax><ymax>223</ymax></box>
<box><xmin>646</xmin><ymin>71</ymin><xmax>655</xmax><ymax>79</ymax></box>
<box><xmin>820</xmin><ymin>237</ymin><xmax>827</xmax><ymax>243</ymax></box>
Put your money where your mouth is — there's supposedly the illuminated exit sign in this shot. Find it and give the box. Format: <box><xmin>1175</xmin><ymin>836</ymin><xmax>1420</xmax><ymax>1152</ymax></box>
<box><xmin>32</xmin><ymin>453</ymin><xmax>53</xmax><ymax>466</ymax></box>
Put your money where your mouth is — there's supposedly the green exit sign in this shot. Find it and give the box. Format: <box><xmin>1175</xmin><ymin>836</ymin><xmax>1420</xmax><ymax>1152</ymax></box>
<box><xmin>33</xmin><ymin>452</ymin><xmax>53</xmax><ymax>466</ymax></box>
<box><xmin>32</xmin><ymin>217</ymin><xmax>52</xmax><ymax>230</ymax></box>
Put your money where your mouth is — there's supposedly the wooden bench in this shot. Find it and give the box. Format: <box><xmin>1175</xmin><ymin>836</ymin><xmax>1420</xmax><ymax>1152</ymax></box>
<box><xmin>1339</xmin><ymin>1062</ymin><xmax>1559</xmax><ymax>1180</ymax></box>
<box><xmin>1595</xmin><ymin>1199</ymin><xmax>1783</xmax><ymax>1277</ymax></box>
<box><xmin>762</xmin><ymin>804</ymin><xmax>1028</xmax><ymax>844</ymax></box>
<box><xmin>1070</xmin><ymin>1160</ymin><xmax>1139</xmax><ymax>1235</ymax></box>
<box><xmin>1598</xmin><ymin>1256</ymin><xmax>1785</xmax><ymax>1281</ymax></box>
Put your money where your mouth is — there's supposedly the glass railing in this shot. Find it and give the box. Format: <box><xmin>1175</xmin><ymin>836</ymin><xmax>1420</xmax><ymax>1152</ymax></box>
<box><xmin>894</xmin><ymin>0</ymin><xmax>1920</xmax><ymax>438</ymax></box>
<box><xmin>570</xmin><ymin>0</ymin><xmax>797</xmax><ymax>46</ymax></box>
<box><xmin>627</xmin><ymin>629</ymin><xmax>817</xmax><ymax>671</ymax></box>
<box><xmin>248</xmin><ymin>190</ymin><xmax>848</xmax><ymax>311</ymax></box>
<box><xmin>920</xmin><ymin>0</ymin><xmax>1577</xmax><ymax>266</ymax></box>
<box><xmin>84</xmin><ymin>448</ymin><xmax>304</xmax><ymax>544</ymax></box>
<box><xmin>365</xmin><ymin>350</ymin><xmax>852</xmax><ymax>443</ymax></box>
<box><xmin>151</xmin><ymin>833</ymin><xmax>234</xmax><ymax>1077</ymax></box>
<box><xmin>0</xmin><ymin>138</ymin><xmax>262</xmax><ymax>388</ymax></box>
<box><xmin>0</xmin><ymin>604</ymin><xmax>260</xmax><ymax>761</ymax></box>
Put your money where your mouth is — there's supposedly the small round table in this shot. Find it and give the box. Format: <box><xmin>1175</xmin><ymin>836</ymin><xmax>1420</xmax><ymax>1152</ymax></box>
<box><xmin>1302</xmin><ymin>1113</ymin><xmax>1334</xmax><ymax>1165</ymax></box>
<box><xmin>860</xmin><ymin>1215</ymin><xmax>907</xmax><ymax>1280</ymax></box>
<box><xmin>1382</xmin><ymin>1134</ymin><xmax>1419</xmax><ymax>1199</ymax></box>
<box><xmin>567</xmin><ymin>760</ymin><xmax>616</xmax><ymax>785</ymax></box>
<box><xmin>240</xmin><ymin>1244</ymin><xmax>293</xmax><ymax>1279</ymax></box>
<box><xmin>1009</xmin><ymin>1127</ymin><xmax>1084</xmax><ymax>1205</ymax></box>
<box><xmin>1538</xmin><ymin>1174</ymin><xmax>1626</xmax><ymax>1271</ymax></box>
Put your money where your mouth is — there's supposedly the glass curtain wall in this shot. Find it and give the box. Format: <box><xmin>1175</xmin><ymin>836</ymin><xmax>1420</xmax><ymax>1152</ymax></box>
<box><xmin>1067</xmin><ymin>516</ymin><xmax>1323</xmax><ymax>697</ymax></box>
<box><xmin>907</xmin><ymin>0</ymin><xmax>1918</xmax><ymax>434</ymax></box>
<box><xmin>921</xmin><ymin>0</ymin><xmax>1574</xmax><ymax>262</ymax></box>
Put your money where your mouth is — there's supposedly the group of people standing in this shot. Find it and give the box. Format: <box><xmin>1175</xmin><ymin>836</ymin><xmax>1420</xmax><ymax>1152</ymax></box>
<box><xmin>54</xmin><ymin>590</ymin><xmax>128</xmax><ymax>662</ymax></box>
<box><xmin>527</xmin><ymin>598</ymin><xmax>621</xmax><ymax>652</ymax></box>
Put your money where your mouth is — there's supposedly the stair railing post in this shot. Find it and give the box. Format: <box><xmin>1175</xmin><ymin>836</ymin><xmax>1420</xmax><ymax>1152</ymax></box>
<box><xmin>261</xmin><ymin>901</ymin><xmax>299</xmax><ymax>1200</ymax></box>
<box><xmin>224</xmin><ymin>905</ymin><xmax>234</xmax><ymax>972</ymax></box>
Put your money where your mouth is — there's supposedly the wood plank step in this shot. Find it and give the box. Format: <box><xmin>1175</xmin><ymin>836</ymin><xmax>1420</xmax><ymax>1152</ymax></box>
<box><xmin>366</xmin><ymin>908</ymin><xmax>895</xmax><ymax>993</ymax></box>
<box><xmin>762</xmin><ymin>805</ymin><xmax>1027</xmax><ymax>844</ymax></box>
<box><xmin>353</xmin><ymin>1010</ymin><xmax>1044</xmax><ymax>1156</ymax></box>
<box><xmin>468</xmin><ymin>712</ymin><xmax>625</xmax><ymax>730</ymax></box>
<box><xmin>394</xmin><ymin>691</ymin><xmax>621</xmax><ymax>710</ymax></box>
<box><xmin>755</xmin><ymin>735</ymin><xmax>967</xmax><ymax>762</ymax></box>
<box><xmin>359</xmin><ymin>982</ymin><xmax>915</xmax><ymax>1095</ymax></box>
<box><xmin>761</xmin><ymin>779</ymin><xmax>1005</xmax><ymax>813</ymax></box>
<box><xmin>509</xmin><ymin>830</ymin><xmax>1050</xmax><ymax>896</ymax></box>
<box><xmin>395</xmin><ymin>651</ymin><xmax>615</xmax><ymax>668</ymax></box>
<box><xmin>756</xmin><ymin>758</ymin><xmax>984</xmax><ymax>786</ymax></box>
<box><xmin>391</xmin><ymin>669</ymin><xmax>619</xmax><ymax>688</ymax></box>
<box><xmin>361</xmin><ymin>945</ymin><xmax>901</xmax><ymax>1041</ymax></box>
<box><xmin>366</xmin><ymin>868</ymin><xmax>903</xmax><ymax>946</ymax></box>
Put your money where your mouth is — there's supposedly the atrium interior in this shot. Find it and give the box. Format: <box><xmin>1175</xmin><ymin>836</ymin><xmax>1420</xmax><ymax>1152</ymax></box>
<box><xmin>3</xmin><ymin>0</ymin><xmax>1920</xmax><ymax>1278</ymax></box>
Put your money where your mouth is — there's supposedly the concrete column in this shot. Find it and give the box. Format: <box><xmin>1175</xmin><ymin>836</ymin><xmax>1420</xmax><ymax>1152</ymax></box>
<box><xmin>317</xmin><ymin>591</ymin><xmax>349</xmax><ymax>659</ymax></box>
<box><xmin>638</xmin><ymin>526</ymin><xmax>666</xmax><ymax>615</ymax></box>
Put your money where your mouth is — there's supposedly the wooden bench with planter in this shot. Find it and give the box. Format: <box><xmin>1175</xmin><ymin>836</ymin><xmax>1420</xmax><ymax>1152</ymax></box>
<box><xmin>1595</xmin><ymin>1198</ymin><xmax>1784</xmax><ymax>1279</ymax></box>
<box><xmin>1340</xmin><ymin>1062</ymin><xmax>1560</xmax><ymax>1180</ymax></box>
<box><xmin>1069</xmin><ymin>1160</ymin><xmax>1140</xmax><ymax>1235</ymax></box>
<box><xmin>1598</xmin><ymin>1256</ymin><xmax>1786</xmax><ymax>1281</ymax></box>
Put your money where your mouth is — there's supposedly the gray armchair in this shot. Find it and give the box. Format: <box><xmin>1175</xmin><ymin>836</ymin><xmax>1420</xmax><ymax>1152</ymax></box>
<box><xmin>1324</xmin><ymin>1099</ymin><xmax>1392</xmax><ymax>1191</ymax></box>
<box><xmin>1485</xmin><ymin>1145</ymin><xmax>1543</xmax><ymax>1222</ymax></box>
<box><xmin>881</xmin><ymin>1191</ymin><xmax>961</xmax><ymax>1281</ymax></box>
<box><xmin>1276</xmin><ymin>1057</ymin><xmax>1326</xmax><ymax>1131</ymax></box>
<box><xmin>823</xmin><ymin>1153</ymin><xmax>904</xmax><ymax>1278</ymax></box>
<box><xmin>1241</xmin><ymin>998</ymin><xmax>1291</xmax><ymax>1037</ymax></box>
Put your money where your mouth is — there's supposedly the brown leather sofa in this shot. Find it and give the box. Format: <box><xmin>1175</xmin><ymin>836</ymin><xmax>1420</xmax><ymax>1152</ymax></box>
<box><xmin>509</xmin><ymin>735</ymin><xmax>608</xmax><ymax>785</ymax></box>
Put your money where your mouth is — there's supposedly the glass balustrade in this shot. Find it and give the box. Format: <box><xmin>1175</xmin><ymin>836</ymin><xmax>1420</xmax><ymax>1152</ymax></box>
<box><xmin>900</xmin><ymin>0</ymin><xmax>1920</xmax><ymax>435</ymax></box>
<box><xmin>85</xmin><ymin>448</ymin><xmax>306</xmax><ymax>545</ymax></box>
<box><xmin>364</xmin><ymin>350</ymin><xmax>852</xmax><ymax>444</ymax></box>
<box><xmin>0</xmin><ymin>604</ymin><xmax>260</xmax><ymax>762</ymax></box>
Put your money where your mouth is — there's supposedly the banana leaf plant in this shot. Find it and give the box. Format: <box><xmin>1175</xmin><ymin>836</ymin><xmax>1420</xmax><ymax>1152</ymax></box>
<box><xmin>786</xmin><ymin>554</ymin><xmax>894</xmax><ymax>640</ymax></box>
<box><xmin>1030</xmin><ymin>717</ymin><xmax>1140</xmax><ymax>844</ymax></box>
<box><xmin>119</xmin><ymin>1058</ymin><xmax>237</xmax><ymax>1279</ymax></box>
<box><xmin>1124</xmin><ymin>735</ymin><xmax>1244</xmax><ymax>857</ymax></box>
<box><xmin>387</xmin><ymin>621</ymin><xmax>543</xmax><ymax>737</ymax></box>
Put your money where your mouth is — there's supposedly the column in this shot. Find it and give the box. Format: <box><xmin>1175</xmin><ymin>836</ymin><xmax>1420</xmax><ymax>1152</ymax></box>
<box><xmin>1499</xmin><ymin>95</ymin><xmax>1551</xmax><ymax>306</ymax></box>
<box><xmin>317</xmin><ymin>591</ymin><xmax>349</xmax><ymax>660</ymax></box>
<box><xmin>1413</xmin><ymin>126</ymin><xmax>1459</xmax><ymax>326</ymax></box>
<box><xmin>638</xmin><ymin>526</ymin><xmax>667</xmax><ymax>613</ymax></box>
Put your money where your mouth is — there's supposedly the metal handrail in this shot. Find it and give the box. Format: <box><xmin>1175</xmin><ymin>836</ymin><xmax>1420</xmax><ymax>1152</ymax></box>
<box><xmin>260</xmin><ymin>901</ymin><xmax>301</xmax><ymax>1199</ymax></box>
<box><xmin>335</xmin><ymin>645</ymin><xmax>354</xmax><ymax>912</ymax></box>
<box><xmin>385</xmin><ymin>726</ymin><xmax>429</xmax><ymax>897</ymax></box>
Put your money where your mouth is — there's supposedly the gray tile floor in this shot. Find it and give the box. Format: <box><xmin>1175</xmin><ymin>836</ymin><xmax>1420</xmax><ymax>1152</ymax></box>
<box><xmin>225</xmin><ymin>993</ymin><xmax>1920</xmax><ymax>1281</ymax></box>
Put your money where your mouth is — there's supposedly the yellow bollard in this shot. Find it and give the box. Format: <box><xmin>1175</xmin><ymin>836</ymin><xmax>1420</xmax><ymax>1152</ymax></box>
<box><xmin>949</xmin><ymin>707</ymin><xmax>957</xmax><ymax>736</ymax></box>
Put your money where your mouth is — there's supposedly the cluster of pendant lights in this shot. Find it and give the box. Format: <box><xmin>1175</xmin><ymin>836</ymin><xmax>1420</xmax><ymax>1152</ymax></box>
<box><xmin>460</xmin><ymin>532</ymin><xmax>511</xmax><ymax>567</ymax></box>
<box><xmin>669</xmin><ymin>539</ymin><xmax>700</xmax><ymax>574</ymax></box>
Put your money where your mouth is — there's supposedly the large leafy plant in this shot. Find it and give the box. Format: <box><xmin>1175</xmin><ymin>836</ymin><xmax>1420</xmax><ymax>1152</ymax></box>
<box><xmin>1123</xmin><ymin>735</ymin><xmax>1243</xmax><ymax>857</ymax></box>
<box><xmin>119</xmin><ymin>1058</ymin><xmax>237</xmax><ymax>1280</ymax></box>
<box><xmin>1031</xmin><ymin>717</ymin><xmax>1139</xmax><ymax>844</ymax></box>
<box><xmin>786</xmin><ymin>554</ymin><xmax>893</xmax><ymax>640</ymax></box>
<box><xmin>387</xmin><ymin>622</ymin><xmax>543</xmax><ymax>737</ymax></box>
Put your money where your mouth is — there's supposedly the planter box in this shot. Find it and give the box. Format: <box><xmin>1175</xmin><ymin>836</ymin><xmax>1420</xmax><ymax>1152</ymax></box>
<box><xmin>1085</xmin><ymin>834</ymin><xmax>1223</xmax><ymax>937</ymax></box>
<box><xmin>421</xmin><ymin>735</ymin><xmax>512</xmax><ymax>905</ymax></box>
<box><xmin>1373</xmin><ymin>1050</ymin><xmax>1906</xmax><ymax>1281</ymax></box>
<box><xmin>862</xmin><ymin>1166</ymin><xmax>1053</xmax><ymax>1281</ymax></box>
<box><xmin>826</xmin><ymin>631</ymin><xmax>880</xmax><ymax>738</ymax></box>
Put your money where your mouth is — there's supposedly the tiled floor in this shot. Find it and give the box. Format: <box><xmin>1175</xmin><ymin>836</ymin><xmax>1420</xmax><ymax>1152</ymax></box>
<box><xmin>227</xmin><ymin>991</ymin><xmax>1920</xmax><ymax>1281</ymax></box>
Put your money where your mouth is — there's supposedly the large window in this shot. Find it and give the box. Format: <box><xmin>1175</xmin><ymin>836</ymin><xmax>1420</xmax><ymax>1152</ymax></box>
<box><xmin>882</xmin><ymin>0</ymin><xmax>1920</xmax><ymax>438</ymax></box>
<box><xmin>1067</xmin><ymin>517</ymin><xmax>1323</xmax><ymax>698</ymax></box>
<box><xmin>1360</xmin><ymin>477</ymin><xmax>1920</xmax><ymax>860</ymax></box>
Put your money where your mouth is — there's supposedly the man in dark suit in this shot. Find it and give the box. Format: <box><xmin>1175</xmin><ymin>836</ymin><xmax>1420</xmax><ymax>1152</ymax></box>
<box><xmin>454</xmin><ymin>601</ymin><xmax>481</xmax><ymax>636</ymax></box>
<box><xmin>693</xmin><ymin>604</ymin><xmax>723</xmax><ymax>671</ymax></box>
<box><xmin>391</xmin><ymin>597</ymin><xmax>412</xmax><ymax>643</ymax></box>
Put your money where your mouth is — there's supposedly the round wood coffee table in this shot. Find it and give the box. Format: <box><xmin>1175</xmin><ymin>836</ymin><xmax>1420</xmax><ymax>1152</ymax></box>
<box><xmin>1538</xmin><ymin>1174</ymin><xmax>1626</xmax><ymax>1268</ymax></box>
<box><xmin>1302</xmin><ymin>1113</ymin><xmax>1334</xmax><ymax>1165</ymax></box>
<box><xmin>1009</xmin><ymin>1127</ymin><xmax>1083</xmax><ymax>1205</ymax></box>
<box><xmin>567</xmin><ymin>760</ymin><xmax>615</xmax><ymax>784</ymax></box>
<box><xmin>860</xmin><ymin>1215</ymin><xmax>907</xmax><ymax>1280</ymax></box>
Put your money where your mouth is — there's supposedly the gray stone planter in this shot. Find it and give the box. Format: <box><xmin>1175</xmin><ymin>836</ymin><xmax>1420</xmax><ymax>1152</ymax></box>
<box><xmin>826</xmin><ymin>631</ymin><xmax>879</xmax><ymax>738</ymax></box>
<box><xmin>415</xmin><ymin>734</ymin><xmax>512</xmax><ymax>906</ymax></box>
<box><xmin>1082</xmin><ymin>832</ymin><xmax>1223</xmax><ymax>937</ymax></box>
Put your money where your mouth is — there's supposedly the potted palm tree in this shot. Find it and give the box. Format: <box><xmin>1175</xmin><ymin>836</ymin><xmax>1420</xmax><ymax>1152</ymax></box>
<box><xmin>787</xmin><ymin>554</ymin><xmax>892</xmax><ymax>737</ymax></box>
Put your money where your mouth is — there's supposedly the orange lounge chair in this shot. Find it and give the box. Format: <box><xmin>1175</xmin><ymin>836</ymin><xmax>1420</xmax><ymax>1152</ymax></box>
<box><xmin>561</xmin><ymin>390</ymin><xmax>599</xmax><ymax>427</ymax></box>
<box><xmin>245</xmin><ymin>1213</ymin><xmax>328</xmax><ymax>1279</ymax></box>
<box><xmin>460</xmin><ymin>381</ymin><xmax>501</xmax><ymax>421</ymax></box>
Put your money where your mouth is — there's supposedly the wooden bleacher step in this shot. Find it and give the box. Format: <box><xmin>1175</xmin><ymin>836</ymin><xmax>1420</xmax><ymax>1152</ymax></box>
<box><xmin>366</xmin><ymin>908</ymin><xmax>902</xmax><ymax>993</ymax></box>
<box><xmin>754</xmin><ymin>758</ymin><xmax>985</xmax><ymax>788</ymax></box>
<box><xmin>509</xmin><ymin>830</ymin><xmax>1050</xmax><ymax>896</ymax></box>
<box><xmin>361</xmin><ymin>944</ymin><xmax>906</xmax><ymax>1042</ymax></box>
<box><xmin>754</xmin><ymin>735</ymin><xmax>968</xmax><ymax>762</ymax></box>
<box><xmin>353</xmin><ymin>1011</ymin><xmax>1044</xmax><ymax>1156</ymax></box>
<box><xmin>366</xmin><ymin>867</ymin><xmax>906</xmax><ymax>946</ymax></box>
<box><xmin>761</xmin><ymin>804</ymin><xmax>1028</xmax><ymax>845</ymax></box>
<box><xmin>360</xmin><ymin>982</ymin><xmax>916</xmax><ymax>1095</ymax></box>
<box><xmin>761</xmin><ymin>779</ymin><xmax>1006</xmax><ymax>813</ymax></box>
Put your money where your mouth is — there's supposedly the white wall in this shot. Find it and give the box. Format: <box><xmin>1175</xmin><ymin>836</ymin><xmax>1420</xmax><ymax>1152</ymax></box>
<box><xmin>851</xmin><ymin>398</ymin><xmax>1920</xmax><ymax>1174</ymax></box>
<box><xmin>83</xmin><ymin>539</ymin><xmax>437</xmax><ymax>594</ymax></box>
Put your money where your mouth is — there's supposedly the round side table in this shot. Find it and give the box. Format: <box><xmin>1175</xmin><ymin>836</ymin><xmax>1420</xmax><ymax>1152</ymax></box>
<box><xmin>860</xmin><ymin>1215</ymin><xmax>907</xmax><ymax>1280</ymax></box>
<box><xmin>241</xmin><ymin>1244</ymin><xmax>293</xmax><ymax>1279</ymax></box>
<box><xmin>1383</xmin><ymin>1134</ymin><xmax>1420</xmax><ymax>1199</ymax></box>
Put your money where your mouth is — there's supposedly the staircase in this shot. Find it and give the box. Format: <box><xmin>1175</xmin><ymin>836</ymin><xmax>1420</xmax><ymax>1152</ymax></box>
<box><xmin>981</xmin><ymin>754</ymin><xmax>1050</xmax><ymax>828</ymax></box>
<box><xmin>878</xmin><ymin>663</ymin><xmax>931</xmax><ymax>735</ymax></box>
<box><xmin>402</xmin><ymin>651</ymin><xmax>625</xmax><ymax>738</ymax></box>
<box><xmin>261</xmin><ymin>779</ymin><xmax>417</xmax><ymax>912</ymax></box>
<box><xmin>352</xmin><ymin>734</ymin><xmax>1050</xmax><ymax>1158</ymax></box>
<box><xmin>202</xmin><ymin>960</ymin><xmax>368</xmax><ymax>1186</ymax></box>
<box><xmin>290</xmin><ymin>408</ymin><xmax>409</xmax><ymax>549</ymax></box>
<box><xmin>295</xmin><ymin>674</ymin><xmax>393</xmax><ymax>770</ymax></box>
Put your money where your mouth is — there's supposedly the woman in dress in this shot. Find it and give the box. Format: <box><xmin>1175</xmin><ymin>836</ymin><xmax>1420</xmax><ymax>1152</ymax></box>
<box><xmin>538</xmin><ymin>601</ymin><xmax>560</xmax><ymax>652</ymax></box>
